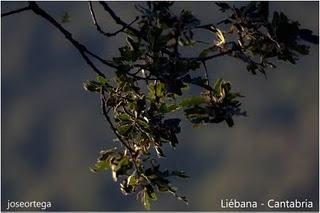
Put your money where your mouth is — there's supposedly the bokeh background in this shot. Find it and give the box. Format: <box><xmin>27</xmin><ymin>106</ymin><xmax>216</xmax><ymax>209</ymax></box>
<box><xmin>1</xmin><ymin>1</ymin><xmax>319</xmax><ymax>211</ymax></box>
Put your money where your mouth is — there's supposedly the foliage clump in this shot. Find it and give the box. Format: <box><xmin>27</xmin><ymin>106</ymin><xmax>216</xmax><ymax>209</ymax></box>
<box><xmin>83</xmin><ymin>2</ymin><xmax>318</xmax><ymax>209</ymax></box>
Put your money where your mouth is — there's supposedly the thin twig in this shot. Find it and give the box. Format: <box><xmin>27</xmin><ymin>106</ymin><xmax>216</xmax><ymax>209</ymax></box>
<box><xmin>126</xmin><ymin>72</ymin><xmax>157</xmax><ymax>80</ymax></box>
<box><xmin>100</xmin><ymin>94</ymin><xmax>141</xmax><ymax>174</ymax></box>
<box><xmin>98</xmin><ymin>1</ymin><xmax>140</xmax><ymax>36</ymax></box>
<box><xmin>1</xmin><ymin>6</ymin><xmax>31</xmax><ymax>17</ymax></box>
<box><xmin>202</xmin><ymin>61</ymin><xmax>210</xmax><ymax>86</ymax></box>
<box><xmin>98</xmin><ymin>1</ymin><xmax>176</xmax><ymax>58</ymax></box>
<box><xmin>180</xmin><ymin>49</ymin><xmax>233</xmax><ymax>62</ymax></box>
<box><xmin>88</xmin><ymin>1</ymin><xmax>138</xmax><ymax>37</ymax></box>
<box><xmin>174</xmin><ymin>28</ymin><xmax>180</xmax><ymax>57</ymax></box>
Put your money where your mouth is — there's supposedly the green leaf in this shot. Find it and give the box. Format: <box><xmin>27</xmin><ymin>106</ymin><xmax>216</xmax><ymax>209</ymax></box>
<box><xmin>216</xmin><ymin>2</ymin><xmax>231</xmax><ymax>12</ymax></box>
<box><xmin>115</xmin><ymin>156</ymin><xmax>131</xmax><ymax>172</ymax></box>
<box><xmin>164</xmin><ymin>79</ymin><xmax>186</xmax><ymax>96</ymax></box>
<box><xmin>155</xmin><ymin>146</ymin><xmax>165</xmax><ymax>158</ymax></box>
<box><xmin>120</xmin><ymin>181</ymin><xmax>134</xmax><ymax>195</ymax></box>
<box><xmin>61</xmin><ymin>11</ymin><xmax>71</xmax><ymax>23</ymax></box>
<box><xmin>199</xmin><ymin>47</ymin><xmax>214</xmax><ymax>57</ymax></box>
<box><xmin>213</xmin><ymin>78</ymin><xmax>223</xmax><ymax>94</ymax></box>
<box><xmin>137</xmin><ymin>119</ymin><xmax>149</xmax><ymax>129</ymax></box>
<box><xmin>90</xmin><ymin>161</ymin><xmax>110</xmax><ymax>173</ymax></box>
<box><xmin>117</xmin><ymin>124</ymin><xmax>132</xmax><ymax>135</ymax></box>
<box><xmin>156</xmin><ymin>82</ymin><xmax>166</xmax><ymax>97</ymax></box>
<box><xmin>96</xmin><ymin>75</ymin><xmax>108</xmax><ymax>85</ymax></box>
<box><xmin>155</xmin><ymin>180</ymin><xmax>170</xmax><ymax>192</ymax></box>
<box><xmin>83</xmin><ymin>80</ymin><xmax>101</xmax><ymax>93</ymax></box>
<box><xmin>116</xmin><ymin>64</ymin><xmax>131</xmax><ymax>76</ymax></box>
<box><xmin>182</xmin><ymin>75</ymin><xmax>213</xmax><ymax>91</ymax></box>
<box><xmin>117</xmin><ymin>113</ymin><xmax>131</xmax><ymax>121</ymax></box>
<box><xmin>148</xmin><ymin>82</ymin><xmax>166</xmax><ymax>100</ymax></box>
<box><xmin>188</xmin><ymin>61</ymin><xmax>201</xmax><ymax>70</ymax></box>
<box><xmin>171</xmin><ymin>170</ymin><xmax>189</xmax><ymax>178</ymax></box>
<box><xmin>179</xmin><ymin>96</ymin><xmax>206</xmax><ymax>108</ymax></box>
<box><xmin>98</xmin><ymin>148</ymin><xmax>121</xmax><ymax>161</ymax></box>
<box><xmin>168</xmin><ymin>186</ymin><xmax>189</xmax><ymax>205</ymax></box>
<box><xmin>143</xmin><ymin>190</ymin><xmax>151</xmax><ymax>210</ymax></box>
<box><xmin>112</xmin><ymin>156</ymin><xmax>133</xmax><ymax>181</ymax></box>
<box><xmin>145</xmin><ymin>184</ymin><xmax>157</xmax><ymax>201</ymax></box>
<box><xmin>158</xmin><ymin>103</ymin><xmax>180</xmax><ymax>113</ymax></box>
<box><xmin>127</xmin><ymin>174</ymin><xmax>138</xmax><ymax>186</ymax></box>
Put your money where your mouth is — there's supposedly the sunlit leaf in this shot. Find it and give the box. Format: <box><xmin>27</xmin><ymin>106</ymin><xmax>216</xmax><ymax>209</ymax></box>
<box><xmin>61</xmin><ymin>11</ymin><xmax>71</xmax><ymax>23</ymax></box>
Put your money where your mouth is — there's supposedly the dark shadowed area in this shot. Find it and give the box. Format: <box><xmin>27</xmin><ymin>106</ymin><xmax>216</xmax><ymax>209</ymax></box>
<box><xmin>1</xmin><ymin>1</ymin><xmax>319</xmax><ymax>211</ymax></box>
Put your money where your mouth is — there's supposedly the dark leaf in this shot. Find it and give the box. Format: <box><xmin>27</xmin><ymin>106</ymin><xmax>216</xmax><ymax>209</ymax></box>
<box><xmin>299</xmin><ymin>29</ymin><xmax>319</xmax><ymax>44</ymax></box>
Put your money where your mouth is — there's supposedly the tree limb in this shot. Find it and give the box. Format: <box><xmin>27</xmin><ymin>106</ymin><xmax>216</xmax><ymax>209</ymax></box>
<box><xmin>1</xmin><ymin>6</ymin><xmax>31</xmax><ymax>17</ymax></box>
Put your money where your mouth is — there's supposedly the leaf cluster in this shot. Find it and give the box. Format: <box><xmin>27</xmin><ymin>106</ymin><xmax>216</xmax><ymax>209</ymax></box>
<box><xmin>213</xmin><ymin>2</ymin><xmax>318</xmax><ymax>75</ymax></box>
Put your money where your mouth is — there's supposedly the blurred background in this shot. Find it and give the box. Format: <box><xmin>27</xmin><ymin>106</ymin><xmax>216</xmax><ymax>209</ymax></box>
<box><xmin>1</xmin><ymin>1</ymin><xmax>319</xmax><ymax>211</ymax></box>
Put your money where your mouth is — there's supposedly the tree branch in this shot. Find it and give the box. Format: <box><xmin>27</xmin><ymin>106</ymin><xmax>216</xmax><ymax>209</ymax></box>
<box><xmin>1</xmin><ymin>6</ymin><xmax>31</xmax><ymax>17</ymax></box>
<box><xmin>28</xmin><ymin>1</ymin><xmax>119</xmax><ymax>77</ymax></box>
<box><xmin>98</xmin><ymin>1</ymin><xmax>141</xmax><ymax>36</ymax></box>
